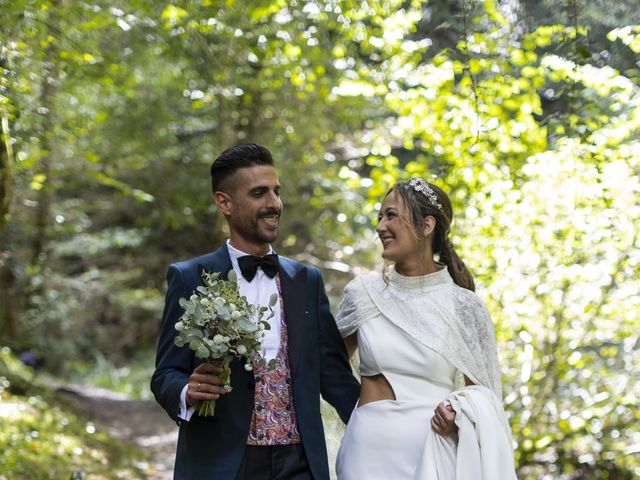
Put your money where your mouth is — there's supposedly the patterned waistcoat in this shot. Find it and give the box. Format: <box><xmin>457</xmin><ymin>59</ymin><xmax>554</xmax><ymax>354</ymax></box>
<box><xmin>246</xmin><ymin>277</ymin><xmax>301</xmax><ymax>445</ymax></box>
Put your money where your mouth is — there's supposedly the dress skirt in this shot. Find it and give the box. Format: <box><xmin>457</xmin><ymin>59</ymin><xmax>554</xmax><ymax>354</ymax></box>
<box><xmin>336</xmin><ymin>399</ymin><xmax>437</xmax><ymax>480</ymax></box>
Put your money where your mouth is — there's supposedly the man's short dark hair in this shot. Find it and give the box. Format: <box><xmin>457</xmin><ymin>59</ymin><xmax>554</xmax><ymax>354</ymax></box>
<box><xmin>210</xmin><ymin>143</ymin><xmax>274</xmax><ymax>194</ymax></box>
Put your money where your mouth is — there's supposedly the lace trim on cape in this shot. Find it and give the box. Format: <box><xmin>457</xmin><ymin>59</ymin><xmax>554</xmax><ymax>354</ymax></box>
<box><xmin>336</xmin><ymin>271</ymin><xmax>502</xmax><ymax>398</ymax></box>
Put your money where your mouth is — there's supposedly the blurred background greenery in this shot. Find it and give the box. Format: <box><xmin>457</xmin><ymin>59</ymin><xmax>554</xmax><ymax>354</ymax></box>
<box><xmin>0</xmin><ymin>0</ymin><xmax>638</xmax><ymax>478</ymax></box>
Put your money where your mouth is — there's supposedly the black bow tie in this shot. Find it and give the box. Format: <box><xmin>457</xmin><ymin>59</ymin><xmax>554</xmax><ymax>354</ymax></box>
<box><xmin>237</xmin><ymin>254</ymin><xmax>279</xmax><ymax>282</ymax></box>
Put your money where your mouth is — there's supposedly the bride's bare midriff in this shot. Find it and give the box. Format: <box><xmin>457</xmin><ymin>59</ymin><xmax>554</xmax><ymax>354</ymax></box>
<box><xmin>358</xmin><ymin>374</ymin><xmax>396</xmax><ymax>407</ymax></box>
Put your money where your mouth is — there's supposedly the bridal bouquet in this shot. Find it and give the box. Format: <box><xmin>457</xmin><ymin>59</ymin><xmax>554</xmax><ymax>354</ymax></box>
<box><xmin>174</xmin><ymin>269</ymin><xmax>277</xmax><ymax>416</ymax></box>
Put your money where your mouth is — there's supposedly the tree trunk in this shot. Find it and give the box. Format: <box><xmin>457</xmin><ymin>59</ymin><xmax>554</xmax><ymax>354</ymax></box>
<box><xmin>0</xmin><ymin>249</ymin><xmax>18</xmax><ymax>341</ymax></box>
<box><xmin>0</xmin><ymin>86</ymin><xmax>18</xmax><ymax>340</ymax></box>
<box><xmin>0</xmin><ymin>91</ymin><xmax>13</xmax><ymax>236</ymax></box>
<box><xmin>31</xmin><ymin>1</ymin><xmax>60</xmax><ymax>266</ymax></box>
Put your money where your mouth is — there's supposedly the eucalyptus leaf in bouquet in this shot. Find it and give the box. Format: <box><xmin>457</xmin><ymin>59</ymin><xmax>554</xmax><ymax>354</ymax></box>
<box><xmin>174</xmin><ymin>269</ymin><xmax>277</xmax><ymax>416</ymax></box>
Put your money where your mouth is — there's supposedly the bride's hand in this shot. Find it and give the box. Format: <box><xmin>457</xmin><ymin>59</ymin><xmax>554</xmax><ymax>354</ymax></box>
<box><xmin>431</xmin><ymin>402</ymin><xmax>458</xmax><ymax>437</ymax></box>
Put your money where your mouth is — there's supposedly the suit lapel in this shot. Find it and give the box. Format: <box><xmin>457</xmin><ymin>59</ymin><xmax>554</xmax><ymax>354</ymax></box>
<box><xmin>278</xmin><ymin>259</ymin><xmax>307</xmax><ymax>376</ymax></box>
<box><xmin>197</xmin><ymin>244</ymin><xmax>233</xmax><ymax>282</ymax></box>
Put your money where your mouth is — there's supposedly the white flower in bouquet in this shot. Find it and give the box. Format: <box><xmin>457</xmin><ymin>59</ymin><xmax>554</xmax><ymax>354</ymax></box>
<box><xmin>174</xmin><ymin>269</ymin><xmax>277</xmax><ymax>416</ymax></box>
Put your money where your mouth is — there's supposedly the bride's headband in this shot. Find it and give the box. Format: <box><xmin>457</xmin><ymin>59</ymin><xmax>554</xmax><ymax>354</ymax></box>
<box><xmin>406</xmin><ymin>177</ymin><xmax>443</xmax><ymax>211</ymax></box>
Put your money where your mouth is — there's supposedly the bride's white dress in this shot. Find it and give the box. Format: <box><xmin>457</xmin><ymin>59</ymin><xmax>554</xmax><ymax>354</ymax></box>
<box><xmin>335</xmin><ymin>268</ymin><xmax>517</xmax><ymax>480</ymax></box>
<box><xmin>336</xmin><ymin>312</ymin><xmax>457</xmax><ymax>479</ymax></box>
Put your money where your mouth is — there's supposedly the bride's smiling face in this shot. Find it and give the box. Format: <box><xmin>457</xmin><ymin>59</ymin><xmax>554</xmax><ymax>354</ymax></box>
<box><xmin>376</xmin><ymin>191</ymin><xmax>420</xmax><ymax>264</ymax></box>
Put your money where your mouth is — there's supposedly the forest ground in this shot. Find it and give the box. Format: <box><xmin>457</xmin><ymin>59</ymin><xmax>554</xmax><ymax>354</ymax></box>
<box><xmin>46</xmin><ymin>380</ymin><xmax>177</xmax><ymax>480</ymax></box>
<box><xmin>41</xmin><ymin>379</ymin><xmax>344</xmax><ymax>479</ymax></box>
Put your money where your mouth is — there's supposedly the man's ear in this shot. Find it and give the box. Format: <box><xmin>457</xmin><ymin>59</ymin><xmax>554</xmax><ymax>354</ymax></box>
<box><xmin>214</xmin><ymin>191</ymin><xmax>232</xmax><ymax>216</ymax></box>
<box><xmin>423</xmin><ymin>215</ymin><xmax>436</xmax><ymax>237</ymax></box>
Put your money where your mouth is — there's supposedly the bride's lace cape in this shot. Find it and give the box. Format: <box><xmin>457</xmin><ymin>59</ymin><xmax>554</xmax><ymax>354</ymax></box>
<box><xmin>336</xmin><ymin>269</ymin><xmax>503</xmax><ymax>399</ymax></box>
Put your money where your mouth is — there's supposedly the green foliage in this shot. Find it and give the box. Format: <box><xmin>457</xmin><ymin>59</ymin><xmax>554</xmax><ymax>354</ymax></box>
<box><xmin>457</xmin><ymin>141</ymin><xmax>640</xmax><ymax>479</ymax></box>
<box><xmin>0</xmin><ymin>347</ymin><xmax>147</xmax><ymax>479</ymax></box>
<box><xmin>63</xmin><ymin>351</ymin><xmax>156</xmax><ymax>401</ymax></box>
<box><xmin>608</xmin><ymin>25</ymin><xmax>640</xmax><ymax>54</ymax></box>
<box><xmin>0</xmin><ymin>346</ymin><xmax>34</xmax><ymax>395</ymax></box>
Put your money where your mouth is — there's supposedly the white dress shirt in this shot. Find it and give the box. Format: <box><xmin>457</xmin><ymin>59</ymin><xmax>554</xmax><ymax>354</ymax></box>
<box><xmin>178</xmin><ymin>240</ymin><xmax>282</xmax><ymax>421</ymax></box>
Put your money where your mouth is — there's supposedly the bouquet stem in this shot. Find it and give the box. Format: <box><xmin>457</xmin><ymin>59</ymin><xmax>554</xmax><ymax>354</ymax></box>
<box><xmin>195</xmin><ymin>362</ymin><xmax>231</xmax><ymax>417</ymax></box>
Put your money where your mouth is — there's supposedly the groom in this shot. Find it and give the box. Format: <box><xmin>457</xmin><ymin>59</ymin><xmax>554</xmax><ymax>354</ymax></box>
<box><xmin>151</xmin><ymin>143</ymin><xmax>360</xmax><ymax>479</ymax></box>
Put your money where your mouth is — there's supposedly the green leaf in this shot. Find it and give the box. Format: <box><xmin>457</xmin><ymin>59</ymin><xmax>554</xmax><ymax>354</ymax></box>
<box><xmin>185</xmin><ymin>328</ymin><xmax>203</xmax><ymax>339</ymax></box>
<box><xmin>161</xmin><ymin>5</ymin><xmax>188</xmax><ymax>25</ymax></box>
<box><xmin>227</xmin><ymin>269</ymin><xmax>237</xmax><ymax>282</ymax></box>
<box><xmin>269</xmin><ymin>293</ymin><xmax>278</xmax><ymax>307</ymax></box>
<box><xmin>236</xmin><ymin>319</ymin><xmax>258</xmax><ymax>332</ymax></box>
<box><xmin>195</xmin><ymin>344</ymin><xmax>210</xmax><ymax>359</ymax></box>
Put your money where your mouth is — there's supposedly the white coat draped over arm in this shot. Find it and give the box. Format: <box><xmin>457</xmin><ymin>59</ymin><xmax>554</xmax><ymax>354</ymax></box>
<box><xmin>415</xmin><ymin>385</ymin><xmax>517</xmax><ymax>480</ymax></box>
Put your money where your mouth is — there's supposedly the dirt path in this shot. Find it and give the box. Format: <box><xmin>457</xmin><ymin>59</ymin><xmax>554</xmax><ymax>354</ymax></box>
<box><xmin>49</xmin><ymin>381</ymin><xmax>177</xmax><ymax>480</ymax></box>
<box><xmin>47</xmin><ymin>381</ymin><xmax>344</xmax><ymax>480</ymax></box>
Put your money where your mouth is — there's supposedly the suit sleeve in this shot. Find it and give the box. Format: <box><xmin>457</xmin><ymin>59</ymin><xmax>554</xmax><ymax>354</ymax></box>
<box><xmin>150</xmin><ymin>264</ymin><xmax>195</xmax><ymax>423</ymax></box>
<box><xmin>315</xmin><ymin>269</ymin><xmax>360</xmax><ymax>423</ymax></box>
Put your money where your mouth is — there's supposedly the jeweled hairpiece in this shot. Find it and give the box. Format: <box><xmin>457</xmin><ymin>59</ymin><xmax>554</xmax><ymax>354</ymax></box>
<box><xmin>407</xmin><ymin>177</ymin><xmax>443</xmax><ymax>211</ymax></box>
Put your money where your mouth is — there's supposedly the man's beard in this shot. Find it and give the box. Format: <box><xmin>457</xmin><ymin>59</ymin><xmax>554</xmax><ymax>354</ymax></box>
<box><xmin>240</xmin><ymin>210</ymin><xmax>280</xmax><ymax>244</ymax></box>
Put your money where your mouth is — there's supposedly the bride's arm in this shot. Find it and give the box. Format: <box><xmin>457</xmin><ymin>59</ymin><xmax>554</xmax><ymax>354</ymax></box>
<box><xmin>335</xmin><ymin>277</ymin><xmax>367</xmax><ymax>357</ymax></box>
<box><xmin>343</xmin><ymin>333</ymin><xmax>357</xmax><ymax>358</ymax></box>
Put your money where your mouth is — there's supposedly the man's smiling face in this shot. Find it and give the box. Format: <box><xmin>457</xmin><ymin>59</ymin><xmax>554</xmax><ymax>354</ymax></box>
<box><xmin>221</xmin><ymin>164</ymin><xmax>282</xmax><ymax>255</ymax></box>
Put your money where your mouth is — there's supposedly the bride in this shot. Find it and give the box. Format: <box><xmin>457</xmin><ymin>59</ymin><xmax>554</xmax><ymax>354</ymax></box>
<box><xmin>335</xmin><ymin>177</ymin><xmax>517</xmax><ymax>479</ymax></box>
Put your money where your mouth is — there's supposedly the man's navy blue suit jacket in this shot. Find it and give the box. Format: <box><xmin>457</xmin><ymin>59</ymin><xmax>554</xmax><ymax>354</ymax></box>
<box><xmin>151</xmin><ymin>244</ymin><xmax>360</xmax><ymax>479</ymax></box>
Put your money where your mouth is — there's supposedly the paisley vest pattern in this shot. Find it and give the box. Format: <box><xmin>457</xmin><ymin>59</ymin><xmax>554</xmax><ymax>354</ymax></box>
<box><xmin>247</xmin><ymin>277</ymin><xmax>301</xmax><ymax>445</ymax></box>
